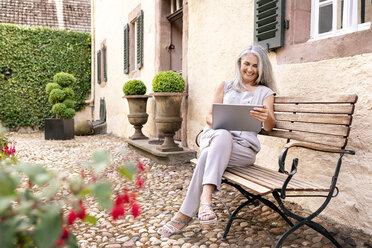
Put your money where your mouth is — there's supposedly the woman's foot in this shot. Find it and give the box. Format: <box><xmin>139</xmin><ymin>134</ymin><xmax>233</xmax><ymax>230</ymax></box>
<box><xmin>198</xmin><ymin>203</ymin><xmax>217</xmax><ymax>224</ymax></box>
<box><xmin>157</xmin><ymin>212</ymin><xmax>193</xmax><ymax>237</ymax></box>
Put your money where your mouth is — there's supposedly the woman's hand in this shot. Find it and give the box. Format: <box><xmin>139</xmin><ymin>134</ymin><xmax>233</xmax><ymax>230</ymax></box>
<box><xmin>250</xmin><ymin>94</ymin><xmax>276</xmax><ymax>131</ymax></box>
<box><xmin>250</xmin><ymin>105</ymin><xmax>269</xmax><ymax>122</ymax></box>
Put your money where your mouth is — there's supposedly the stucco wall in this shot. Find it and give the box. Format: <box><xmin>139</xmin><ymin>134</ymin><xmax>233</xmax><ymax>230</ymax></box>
<box><xmin>93</xmin><ymin>0</ymin><xmax>372</xmax><ymax>234</ymax></box>
<box><xmin>93</xmin><ymin>0</ymin><xmax>157</xmax><ymax>138</ymax></box>
<box><xmin>186</xmin><ymin>0</ymin><xmax>372</xmax><ymax>234</ymax></box>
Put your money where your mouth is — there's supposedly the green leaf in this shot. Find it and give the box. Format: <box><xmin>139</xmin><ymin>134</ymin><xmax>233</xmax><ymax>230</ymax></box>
<box><xmin>93</xmin><ymin>181</ymin><xmax>112</xmax><ymax>210</ymax></box>
<box><xmin>119</xmin><ymin>162</ymin><xmax>136</xmax><ymax>181</ymax></box>
<box><xmin>0</xmin><ymin>219</ymin><xmax>16</xmax><ymax>248</ymax></box>
<box><xmin>34</xmin><ymin>205</ymin><xmax>62</xmax><ymax>248</ymax></box>
<box><xmin>83</xmin><ymin>215</ymin><xmax>97</xmax><ymax>225</ymax></box>
<box><xmin>0</xmin><ymin>196</ymin><xmax>15</xmax><ymax>213</ymax></box>
<box><xmin>91</xmin><ymin>150</ymin><xmax>110</xmax><ymax>174</ymax></box>
<box><xmin>18</xmin><ymin>163</ymin><xmax>50</xmax><ymax>186</ymax></box>
<box><xmin>41</xmin><ymin>180</ymin><xmax>60</xmax><ymax>199</ymax></box>
<box><xmin>0</xmin><ymin>170</ymin><xmax>18</xmax><ymax>196</ymax></box>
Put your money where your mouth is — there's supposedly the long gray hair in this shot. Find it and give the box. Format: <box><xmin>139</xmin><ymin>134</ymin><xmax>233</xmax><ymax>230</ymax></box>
<box><xmin>231</xmin><ymin>44</ymin><xmax>276</xmax><ymax>91</ymax></box>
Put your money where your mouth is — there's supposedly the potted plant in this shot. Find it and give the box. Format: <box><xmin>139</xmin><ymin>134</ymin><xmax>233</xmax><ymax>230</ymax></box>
<box><xmin>44</xmin><ymin>72</ymin><xmax>76</xmax><ymax>140</ymax></box>
<box><xmin>151</xmin><ymin>71</ymin><xmax>185</xmax><ymax>152</ymax></box>
<box><xmin>122</xmin><ymin>79</ymin><xmax>149</xmax><ymax>140</ymax></box>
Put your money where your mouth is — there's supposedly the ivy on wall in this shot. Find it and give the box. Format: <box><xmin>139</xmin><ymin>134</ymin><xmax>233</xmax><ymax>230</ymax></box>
<box><xmin>0</xmin><ymin>23</ymin><xmax>91</xmax><ymax>128</ymax></box>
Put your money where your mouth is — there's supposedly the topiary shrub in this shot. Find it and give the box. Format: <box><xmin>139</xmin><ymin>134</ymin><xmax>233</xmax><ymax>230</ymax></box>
<box><xmin>46</xmin><ymin>72</ymin><xmax>76</xmax><ymax>119</ymax></box>
<box><xmin>152</xmin><ymin>71</ymin><xmax>185</xmax><ymax>93</ymax></box>
<box><xmin>123</xmin><ymin>80</ymin><xmax>146</xmax><ymax>95</ymax></box>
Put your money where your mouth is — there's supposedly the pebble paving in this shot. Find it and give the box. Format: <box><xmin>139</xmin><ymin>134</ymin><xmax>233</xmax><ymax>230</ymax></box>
<box><xmin>6</xmin><ymin>132</ymin><xmax>372</xmax><ymax>248</ymax></box>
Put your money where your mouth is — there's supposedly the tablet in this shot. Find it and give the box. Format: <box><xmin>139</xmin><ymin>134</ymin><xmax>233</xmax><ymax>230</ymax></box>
<box><xmin>212</xmin><ymin>103</ymin><xmax>263</xmax><ymax>132</ymax></box>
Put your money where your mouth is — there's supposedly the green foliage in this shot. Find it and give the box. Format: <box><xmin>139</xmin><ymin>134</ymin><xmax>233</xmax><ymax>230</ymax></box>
<box><xmin>53</xmin><ymin>72</ymin><xmax>76</xmax><ymax>87</ymax></box>
<box><xmin>0</xmin><ymin>149</ymin><xmax>143</xmax><ymax>247</ymax></box>
<box><xmin>62</xmin><ymin>108</ymin><xmax>76</xmax><ymax>119</ymax></box>
<box><xmin>48</xmin><ymin>89</ymin><xmax>66</xmax><ymax>104</ymax></box>
<box><xmin>152</xmin><ymin>71</ymin><xmax>185</xmax><ymax>92</ymax></box>
<box><xmin>0</xmin><ymin>23</ymin><xmax>91</xmax><ymax>127</ymax></box>
<box><xmin>45</xmin><ymin>83</ymin><xmax>62</xmax><ymax>94</ymax></box>
<box><xmin>51</xmin><ymin>103</ymin><xmax>66</xmax><ymax>116</ymax></box>
<box><xmin>63</xmin><ymin>87</ymin><xmax>74</xmax><ymax>99</ymax></box>
<box><xmin>47</xmin><ymin>72</ymin><xmax>76</xmax><ymax>118</ymax></box>
<box><xmin>63</xmin><ymin>99</ymin><xmax>74</xmax><ymax>109</ymax></box>
<box><xmin>123</xmin><ymin>80</ymin><xmax>146</xmax><ymax>95</ymax></box>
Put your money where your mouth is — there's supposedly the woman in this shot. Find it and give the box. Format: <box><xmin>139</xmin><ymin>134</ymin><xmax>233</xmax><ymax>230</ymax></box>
<box><xmin>158</xmin><ymin>44</ymin><xmax>276</xmax><ymax>236</ymax></box>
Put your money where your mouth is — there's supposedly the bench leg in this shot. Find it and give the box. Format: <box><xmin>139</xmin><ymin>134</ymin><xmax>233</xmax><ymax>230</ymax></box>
<box><xmin>221</xmin><ymin>180</ymin><xmax>294</xmax><ymax>241</ymax></box>
<box><xmin>273</xmin><ymin>192</ymin><xmax>342</xmax><ymax>248</ymax></box>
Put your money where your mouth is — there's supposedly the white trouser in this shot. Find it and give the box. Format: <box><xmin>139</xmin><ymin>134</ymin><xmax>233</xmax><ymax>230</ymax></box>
<box><xmin>179</xmin><ymin>129</ymin><xmax>256</xmax><ymax>217</ymax></box>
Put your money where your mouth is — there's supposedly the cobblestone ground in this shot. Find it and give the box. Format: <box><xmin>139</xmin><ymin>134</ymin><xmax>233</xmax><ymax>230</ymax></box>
<box><xmin>6</xmin><ymin>132</ymin><xmax>372</xmax><ymax>248</ymax></box>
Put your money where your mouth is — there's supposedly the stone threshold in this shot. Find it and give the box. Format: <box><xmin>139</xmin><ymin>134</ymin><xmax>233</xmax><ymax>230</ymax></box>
<box><xmin>126</xmin><ymin>138</ymin><xmax>197</xmax><ymax>165</ymax></box>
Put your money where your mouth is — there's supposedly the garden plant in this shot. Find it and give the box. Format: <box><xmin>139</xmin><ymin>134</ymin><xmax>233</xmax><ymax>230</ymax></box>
<box><xmin>46</xmin><ymin>72</ymin><xmax>77</xmax><ymax>119</ymax></box>
<box><xmin>0</xmin><ymin>134</ymin><xmax>145</xmax><ymax>248</ymax></box>
<box><xmin>152</xmin><ymin>70</ymin><xmax>185</xmax><ymax>93</ymax></box>
<box><xmin>123</xmin><ymin>79</ymin><xmax>147</xmax><ymax>96</ymax></box>
<box><xmin>123</xmin><ymin>80</ymin><xmax>149</xmax><ymax>140</ymax></box>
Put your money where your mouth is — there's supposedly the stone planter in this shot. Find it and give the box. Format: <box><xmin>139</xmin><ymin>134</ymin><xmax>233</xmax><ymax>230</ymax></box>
<box><xmin>152</xmin><ymin>92</ymin><xmax>185</xmax><ymax>152</ymax></box>
<box><xmin>123</xmin><ymin>95</ymin><xmax>149</xmax><ymax>140</ymax></box>
<box><xmin>45</xmin><ymin>118</ymin><xmax>74</xmax><ymax>140</ymax></box>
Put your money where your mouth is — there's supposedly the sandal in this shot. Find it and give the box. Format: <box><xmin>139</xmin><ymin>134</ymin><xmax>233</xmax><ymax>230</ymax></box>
<box><xmin>198</xmin><ymin>203</ymin><xmax>217</xmax><ymax>224</ymax></box>
<box><xmin>157</xmin><ymin>218</ymin><xmax>193</xmax><ymax>237</ymax></box>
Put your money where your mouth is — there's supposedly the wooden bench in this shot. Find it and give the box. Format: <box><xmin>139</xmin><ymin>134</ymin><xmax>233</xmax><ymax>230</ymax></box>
<box><xmin>195</xmin><ymin>94</ymin><xmax>358</xmax><ymax>248</ymax></box>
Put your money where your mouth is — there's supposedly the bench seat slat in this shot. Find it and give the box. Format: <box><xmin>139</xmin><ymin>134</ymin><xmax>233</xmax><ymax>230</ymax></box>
<box><xmin>274</xmin><ymin>121</ymin><xmax>349</xmax><ymax>136</ymax></box>
<box><xmin>274</xmin><ymin>112</ymin><xmax>352</xmax><ymax>125</ymax></box>
<box><xmin>223</xmin><ymin>172</ymin><xmax>272</xmax><ymax>195</ymax></box>
<box><xmin>274</xmin><ymin>104</ymin><xmax>354</xmax><ymax>114</ymax></box>
<box><xmin>225</xmin><ymin>166</ymin><xmax>329</xmax><ymax>192</ymax></box>
<box><xmin>228</xmin><ymin>167</ymin><xmax>319</xmax><ymax>191</ymax></box>
<box><xmin>261</xmin><ymin>130</ymin><xmax>347</xmax><ymax>148</ymax></box>
<box><xmin>275</xmin><ymin>94</ymin><xmax>358</xmax><ymax>104</ymax></box>
<box><xmin>247</xmin><ymin>166</ymin><xmax>323</xmax><ymax>189</ymax></box>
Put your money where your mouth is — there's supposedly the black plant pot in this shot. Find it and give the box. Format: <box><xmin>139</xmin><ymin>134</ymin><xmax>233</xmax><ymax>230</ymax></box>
<box><xmin>45</xmin><ymin>118</ymin><xmax>74</xmax><ymax>140</ymax></box>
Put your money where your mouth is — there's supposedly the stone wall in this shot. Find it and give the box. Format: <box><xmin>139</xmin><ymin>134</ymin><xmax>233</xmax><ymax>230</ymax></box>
<box><xmin>0</xmin><ymin>0</ymin><xmax>90</xmax><ymax>32</ymax></box>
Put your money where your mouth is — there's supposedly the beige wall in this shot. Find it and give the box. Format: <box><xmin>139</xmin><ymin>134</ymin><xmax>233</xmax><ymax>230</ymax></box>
<box><xmin>93</xmin><ymin>0</ymin><xmax>372</xmax><ymax>234</ymax></box>
<box><xmin>186</xmin><ymin>0</ymin><xmax>372</xmax><ymax>234</ymax></box>
<box><xmin>93</xmin><ymin>0</ymin><xmax>157</xmax><ymax>138</ymax></box>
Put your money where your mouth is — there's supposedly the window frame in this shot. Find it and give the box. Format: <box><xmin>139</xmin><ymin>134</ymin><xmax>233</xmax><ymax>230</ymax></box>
<box><xmin>310</xmin><ymin>0</ymin><xmax>371</xmax><ymax>41</ymax></box>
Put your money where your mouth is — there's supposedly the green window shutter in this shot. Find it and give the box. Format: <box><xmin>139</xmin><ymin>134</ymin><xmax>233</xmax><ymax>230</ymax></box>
<box><xmin>124</xmin><ymin>24</ymin><xmax>130</xmax><ymax>74</ymax></box>
<box><xmin>254</xmin><ymin>0</ymin><xmax>285</xmax><ymax>51</ymax></box>
<box><xmin>102</xmin><ymin>45</ymin><xmax>107</xmax><ymax>82</ymax></box>
<box><xmin>136</xmin><ymin>10</ymin><xmax>144</xmax><ymax>69</ymax></box>
<box><xmin>97</xmin><ymin>50</ymin><xmax>101</xmax><ymax>84</ymax></box>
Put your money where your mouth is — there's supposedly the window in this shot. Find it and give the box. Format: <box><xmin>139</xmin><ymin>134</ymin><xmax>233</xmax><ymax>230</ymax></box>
<box><xmin>254</xmin><ymin>0</ymin><xmax>285</xmax><ymax>51</ymax></box>
<box><xmin>170</xmin><ymin>0</ymin><xmax>183</xmax><ymax>14</ymax></box>
<box><xmin>124</xmin><ymin>9</ymin><xmax>144</xmax><ymax>75</ymax></box>
<box><xmin>97</xmin><ymin>42</ymin><xmax>107</xmax><ymax>84</ymax></box>
<box><xmin>310</xmin><ymin>0</ymin><xmax>371</xmax><ymax>40</ymax></box>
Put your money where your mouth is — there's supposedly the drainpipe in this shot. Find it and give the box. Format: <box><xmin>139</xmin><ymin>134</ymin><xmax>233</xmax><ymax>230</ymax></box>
<box><xmin>85</xmin><ymin>0</ymin><xmax>96</xmax><ymax>121</ymax></box>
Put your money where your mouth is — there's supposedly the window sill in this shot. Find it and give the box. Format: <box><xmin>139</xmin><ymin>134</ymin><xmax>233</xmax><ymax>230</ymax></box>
<box><xmin>308</xmin><ymin>22</ymin><xmax>371</xmax><ymax>42</ymax></box>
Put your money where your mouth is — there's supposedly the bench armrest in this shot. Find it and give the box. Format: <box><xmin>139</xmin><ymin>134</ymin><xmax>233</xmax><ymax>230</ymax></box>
<box><xmin>279</xmin><ymin>141</ymin><xmax>355</xmax><ymax>173</ymax></box>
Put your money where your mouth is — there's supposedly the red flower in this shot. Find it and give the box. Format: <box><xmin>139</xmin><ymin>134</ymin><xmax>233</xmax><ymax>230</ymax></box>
<box><xmin>132</xmin><ymin>202</ymin><xmax>140</xmax><ymax>218</ymax></box>
<box><xmin>136</xmin><ymin>175</ymin><xmax>144</xmax><ymax>189</ymax></box>
<box><xmin>61</xmin><ymin>226</ymin><xmax>70</xmax><ymax>240</ymax></box>
<box><xmin>138</xmin><ymin>161</ymin><xmax>146</xmax><ymax>171</ymax></box>
<box><xmin>111</xmin><ymin>204</ymin><xmax>125</xmax><ymax>220</ymax></box>
<box><xmin>115</xmin><ymin>195</ymin><xmax>124</xmax><ymax>206</ymax></box>
<box><xmin>123</xmin><ymin>193</ymin><xmax>130</xmax><ymax>204</ymax></box>
<box><xmin>77</xmin><ymin>201</ymin><xmax>86</xmax><ymax>220</ymax></box>
<box><xmin>68</xmin><ymin>210</ymin><xmax>78</xmax><ymax>225</ymax></box>
<box><xmin>55</xmin><ymin>238</ymin><xmax>65</xmax><ymax>246</ymax></box>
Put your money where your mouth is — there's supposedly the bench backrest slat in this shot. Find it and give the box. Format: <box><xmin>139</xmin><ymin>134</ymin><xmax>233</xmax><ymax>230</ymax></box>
<box><xmin>275</xmin><ymin>94</ymin><xmax>358</xmax><ymax>104</ymax></box>
<box><xmin>274</xmin><ymin>104</ymin><xmax>354</xmax><ymax>114</ymax></box>
<box><xmin>260</xmin><ymin>94</ymin><xmax>358</xmax><ymax>149</ymax></box>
